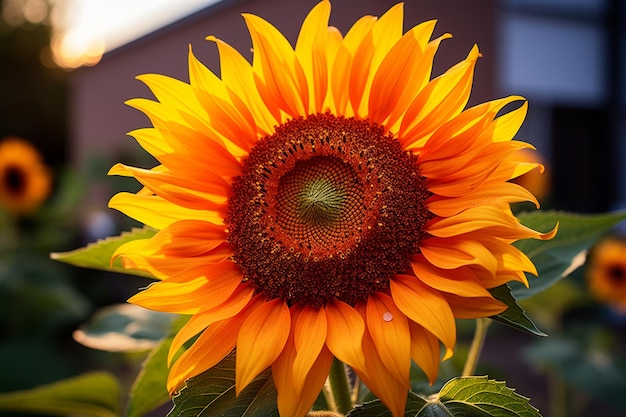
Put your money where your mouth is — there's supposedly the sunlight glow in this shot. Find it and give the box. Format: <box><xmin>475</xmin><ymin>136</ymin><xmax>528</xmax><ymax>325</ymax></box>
<box><xmin>52</xmin><ymin>0</ymin><xmax>218</xmax><ymax>68</ymax></box>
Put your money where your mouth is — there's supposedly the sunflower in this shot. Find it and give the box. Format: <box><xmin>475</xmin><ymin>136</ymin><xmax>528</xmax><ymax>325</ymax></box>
<box><xmin>0</xmin><ymin>137</ymin><xmax>51</xmax><ymax>215</ymax></box>
<box><xmin>586</xmin><ymin>238</ymin><xmax>626</xmax><ymax>312</ymax></box>
<box><xmin>109</xmin><ymin>2</ymin><xmax>556</xmax><ymax>416</ymax></box>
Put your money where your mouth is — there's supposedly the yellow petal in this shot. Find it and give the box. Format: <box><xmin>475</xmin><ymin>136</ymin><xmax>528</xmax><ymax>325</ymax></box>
<box><xmin>136</xmin><ymin>73</ymin><xmax>208</xmax><ymax>122</ymax></box>
<box><xmin>109</xmin><ymin>192</ymin><xmax>224</xmax><ymax>229</ymax></box>
<box><xmin>492</xmin><ymin>100</ymin><xmax>528</xmax><ymax>142</ymax></box>
<box><xmin>128</xmin><ymin>127</ymin><xmax>172</xmax><ymax>157</ymax></box>
<box><xmin>236</xmin><ymin>298</ymin><xmax>291</xmax><ymax>394</ymax></box>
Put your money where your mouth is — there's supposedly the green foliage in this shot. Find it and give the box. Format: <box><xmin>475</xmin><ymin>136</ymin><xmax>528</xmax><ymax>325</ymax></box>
<box><xmin>126</xmin><ymin>335</ymin><xmax>174</xmax><ymax>417</ymax></box>
<box><xmin>348</xmin><ymin>377</ymin><xmax>541</xmax><ymax>417</ymax></box>
<box><xmin>73</xmin><ymin>303</ymin><xmax>177</xmax><ymax>352</ymax></box>
<box><xmin>169</xmin><ymin>351</ymin><xmax>279</xmax><ymax>417</ymax></box>
<box><xmin>126</xmin><ymin>315</ymin><xmax>189</xmax><ymax>417</ymax></box>
<box><xmin>488</xmin><ymin>285</ymin><xmax>546</xmax><ymax>337</ymax></box>
<box><xmin>51</xmin><ymin>226</ymin><xmax>157</xmax><ymax>277</ymax></box>
<box><xmin>0</xmin><ymin>372</ymin><xmax>120</xmax><ymax>417</ymax></box>
<box><xmin>513</xmin><ymin>210</ymin><xmax>626</xmax><ymax>299</ymax></box>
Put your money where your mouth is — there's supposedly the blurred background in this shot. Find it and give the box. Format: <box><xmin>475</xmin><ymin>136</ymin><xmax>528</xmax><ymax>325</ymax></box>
<box><xmin>0</xmin><ymin>0</ymin><xmax>624</xmax><ymax>416</ymax></box>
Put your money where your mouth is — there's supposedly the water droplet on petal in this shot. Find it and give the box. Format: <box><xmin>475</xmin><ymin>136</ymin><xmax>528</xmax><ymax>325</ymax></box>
<box><xmin>383</xmin><ymin>312</ymin><xmax>393</xmax><ymax>322</ymax></box>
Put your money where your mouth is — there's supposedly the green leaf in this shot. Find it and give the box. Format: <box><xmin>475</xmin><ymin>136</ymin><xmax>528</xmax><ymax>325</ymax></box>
<box><xmin>74</xmin><ymin>303</ymin><xmax>177</xmax><ymax>352</ymax></box>
<box><xmin>126</xmin><ymin>316</ymin><xmax>190</xmax><ymax>417</ymax></box>
<box><xmin>50</xmin><ymin>226</ymin><xmax>157</xmax><ymax>277</ymax></box>
<box><xmin>126</xmin><ymin>337</ymin><xmax>172</xmax><ymax>417</ymax></box>
<box><xmin>348</xmin><ymin>377</ymin><xmax>541</xmax><ymax>417</ymax></box>
<box><xmin>0</xmin><ymin>371</ymin><xmax>120</xmax><ymax>417</ymax></box>
<box><xmin>512</xmin><ymin>210</ymin><xmax>626</xmax><ymax>299</ymax></box>
<box><xmin>488</xmin><ymin>285</ymin><xmax>546</xmax><ymax>337</ymax></box>
<box><xmin>437</xmin><ymin>377</ymin><xmax>540</xmax><ymax>416</ymax></box>
<box><xmin>347</xmin><ymin>391</ymin><xmax>427</xmax><ymax>417</ymax></box>
<box><xmin>168</xmin><ymin>350</ymin><xmax>279</xmax><ymax>417</ymax></box>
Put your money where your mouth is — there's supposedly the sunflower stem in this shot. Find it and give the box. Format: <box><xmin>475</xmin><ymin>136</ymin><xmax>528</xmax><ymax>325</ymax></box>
<box><xmin>462</xmin><ymin>318</ymin><xmax>491</xmax><ymax>377</ymax></box>
<box><xmin>327</xmin><ymin>358</ymin><xmax>353</xmax><ymax>415</ymax></box>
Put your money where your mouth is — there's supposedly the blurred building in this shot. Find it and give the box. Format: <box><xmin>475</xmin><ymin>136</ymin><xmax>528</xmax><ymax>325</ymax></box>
<box><xmin>69</xmin><ymin>0</ymin><xmax>625</xmax><ymax>213</ymax></box>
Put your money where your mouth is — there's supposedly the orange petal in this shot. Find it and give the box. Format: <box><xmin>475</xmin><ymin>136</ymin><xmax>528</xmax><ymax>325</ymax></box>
<box><xmin>368</xmin><ymin>20</ymin><xmax>437</xmax><ymax>124</ymax></box>
<box><xmin>273</xmin><ymin>337</ymin><xmax>333</xmax><ymax>417</ymax></box>
<box><xmin>427</xmin><ymin>182</ymin><xmax>539</xmax><ymax>218</ymax></box>
<box><xmin>168</xmin><ymin>283</ymin><xmax>254</xmax><ymax>365</ymax></box>
<box><xmin>411</xmin><ymin>254</ymin><xmax>493</xmax><ymax>297</ymax></box>
<box><xmin>129</xmin><ymin>264</ymin><xmax>242</xmax><ymax>314</ymax></box>
<box><xmin>426</xmin><ymin>205</ymin><xmax>531</xmax><ymax>239</ymax></box>
<box><xmin>399</xmin><ymin>45</ymin><xmax>480</xmax><ymax>148</ymax></box>
<box><xmin>442</xmin><ymin>292</ymin><xmax>507</xmax><ymax>319</ymax></box>
<box><xmin>389</xmin><ymin>274</ymin><xmax>456</xmax><ymax>359</ymax></box>
<box><xmin>292</xmin><ymin>306</ymin><xmax>327</xmax><ymax>396</ymax></box>
<box><xmin>236</xmin><ymin>298</ymin><xmax>291</xmax><ymax>394</ymax></box>
<box><xmin>167</xmin><ymin>300</ymin><xmax>258</xmax><ymax>395</ymax></box>
<box><xmin>351</xmin><ymin>3</ymin><xmax>404</xmax><ymax>117</ymax></box>
<box><xmin>331</xmin><ymin>15</ymin><xmax>376</xmax><ymax>116</ymax></box>
<box><xmin>109</xmin><ymin>163</ymin><xmax>228</xmax><ymax>212</ymax></box>
<box><xmin>366</xmin><ymin>293</ymin><xmax>411</xmax><ymax>385</ymax></box>
<box><xmin>193</xmin><ymin>88</ymin><xmax>258</xmax><ymax>154</ymax></box>
<box><xmin>295</xmin><ymin>0</ymin><xmax>331</xmax><ymax>113</ymax></box>
<box><xmin>408</xmin><ymin>321</ymin><xmax>440</xmax><ymax>384</ymax></box>
<box><xmin>355</xmin><ymin>302</ymin><xmax>409</xmax><ymax>417</ymax></box>
<box><xmin>324</xmin><ymin>300</ymin><xmax>366</xmax><ymax>373</ymax></box>
<box><xmin>208</xmin><ymin>36</ymin><xmax>278</xmax><ymax>135</ymax></box>
<box><xmin>244</xmin><ymin>12</ymin><xmax>308</xmax><ymax>120</ymax></box>
<box><xmin>420</xmin><ymin>236</ymin><xmax>498</xmax><ymax>274</ymax></box>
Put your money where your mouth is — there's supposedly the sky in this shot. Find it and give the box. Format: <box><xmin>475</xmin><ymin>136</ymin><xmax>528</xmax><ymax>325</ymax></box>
<box><xmin>54</xmin><ymin>0</ymin><xmax>220</xmax><ymax>68</ymax></box>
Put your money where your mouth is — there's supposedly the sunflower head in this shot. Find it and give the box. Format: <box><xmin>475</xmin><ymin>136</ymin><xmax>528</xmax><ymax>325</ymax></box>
<box><xmin>0</xmin><ymin>137</ymin><xmax>51</xmax><ymax>215</ymax></box>
<box><xmin>109</xmin><ymin>2</ymin><xmax>556</xmax><ymax>416</ymax></box>
<box><xmin>586</xmin><ymin>237</ymin><xmax>626</xmax><ymax>312</ymax></box>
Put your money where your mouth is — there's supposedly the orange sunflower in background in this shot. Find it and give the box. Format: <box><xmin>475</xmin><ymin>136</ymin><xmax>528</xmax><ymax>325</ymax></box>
<box><xmin>586</xmin><ymin>238</ymin><xmax>626</xmax><ymax>312</ymax></box>
<box><xmin>0</xmin><ymin>137</ymin><xmax>51</xmax><ymax>215</ymax></box>
<box><xmin>110</xmin><ymin>2</ymin><xmax>556</xmax><ymax>416</ymax></box>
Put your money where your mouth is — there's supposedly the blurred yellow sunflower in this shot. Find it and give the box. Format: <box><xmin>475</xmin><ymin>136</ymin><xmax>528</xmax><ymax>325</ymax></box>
<box><xmin>586</xmin><ymin>238</ymin><xmax>626</xmax><ymax>312</ymax></box>
<box><xmin>110</xmin><ymin>2</ymin><xmax>556</xmax><ymax>416</ymax></box>
<box><xmin>0</xmin><ymin>137</ymin><xmax>51</xmax><ymax>215</ymax></box>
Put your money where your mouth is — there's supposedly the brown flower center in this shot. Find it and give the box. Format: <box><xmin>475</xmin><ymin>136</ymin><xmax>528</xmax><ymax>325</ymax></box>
<box><xmin>3</xmin><ymin>165</ymin><xmax>26</xmax><ymax>196</ymax></box>
<box><xmin>607</xmin><ymin>264</ymin><xmax>625</xmax><ymax>284</ymax></box>
<box><xmin>226</xmin><ymin>113</ymin><xmax>431</xmax><ymax>307</ymax></box>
